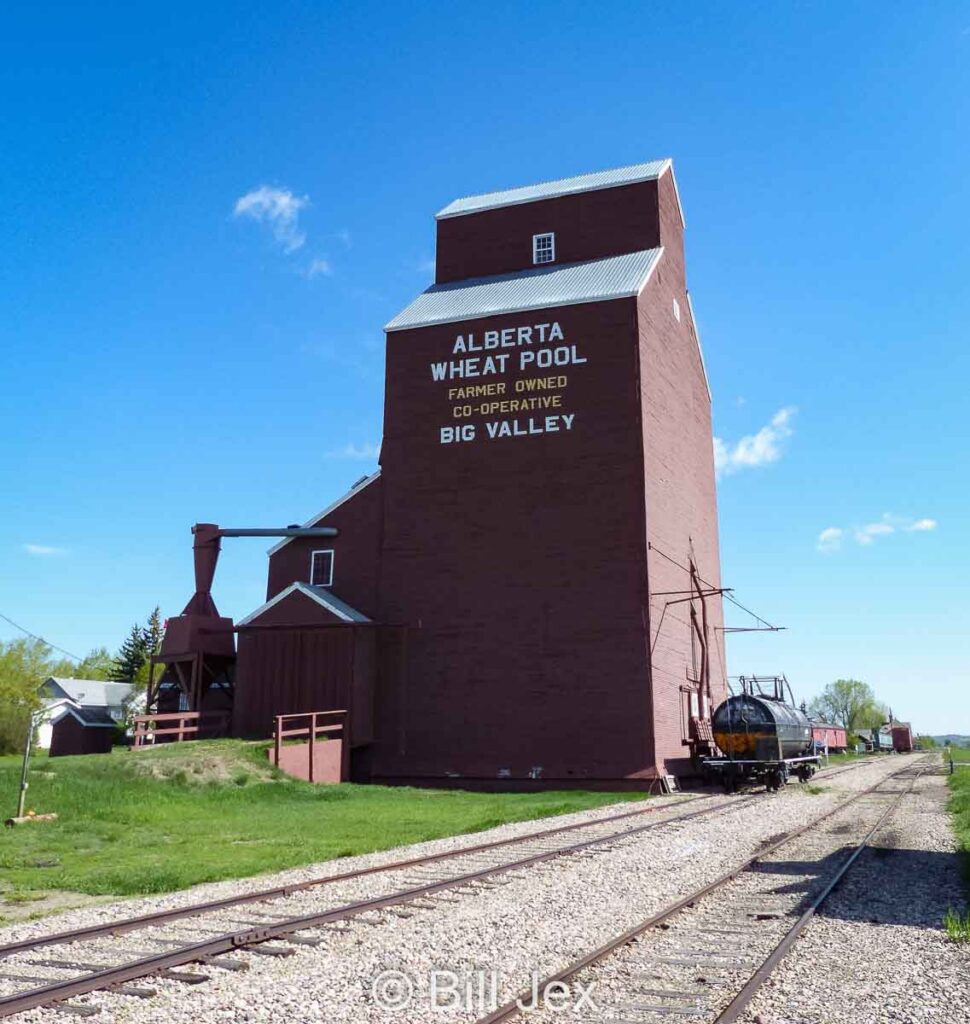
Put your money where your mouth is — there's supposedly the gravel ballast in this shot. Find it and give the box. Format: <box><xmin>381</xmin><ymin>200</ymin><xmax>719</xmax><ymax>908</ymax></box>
<box><xmin>736</xmin><ymin>766</ymin><xmax>970</xmax><ymax>1024</ymax></box>
<box><xmin>1</xmin><ymin>755</ymin><xmax>952</xmax><ymax>1023</ymax></box>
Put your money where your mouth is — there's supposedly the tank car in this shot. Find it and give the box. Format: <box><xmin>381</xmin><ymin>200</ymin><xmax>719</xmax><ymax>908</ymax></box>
<box><xmin>703</xmin><ymin>676</ymin><xmax>820</xmax><ymax>792</ymax></box>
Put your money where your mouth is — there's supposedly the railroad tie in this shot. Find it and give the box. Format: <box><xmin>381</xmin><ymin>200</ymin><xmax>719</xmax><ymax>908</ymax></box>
<box><xmin>51</xmin><ymin>1004</ymin><xmax>99</xmax><ymax>1017</ymax></box>
<box><xmin>199</xmin><ymin>956</ymin><xmax>249</xmax><ymax>972</ymax></box>
<box><xmin>157</xmin><ymin>969</ymin><xmax>210</xmax><ymax>984</ymax></box>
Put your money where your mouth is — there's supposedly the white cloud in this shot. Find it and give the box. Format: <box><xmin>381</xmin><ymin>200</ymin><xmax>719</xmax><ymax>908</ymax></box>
<box><xmin>906</xmin><ymin>518</ymin><xmax>937</xmax><ymax>532</ymax></box>
<box><xmin>855</xmin><ymin>520</ymin><xmax>894</xmax><ymax>545</ymax></box>
<box><xmin>233</xmin><ymin>186</ymin><xmax>309</xmax><ymax>252</ymax></box>
<box><xmin>23</xmin><ymin>543</ymin><xmax>66</xmax><ymax>557</ymax></box>
<box><xmin>324</xmin><ymin>442</ymin><xmax>380</xmax><ymax>460</ymax></box>
<box><xmin>714</xmin><ymin>406</ymin><xmax>796</xmax><ymax>478</ymax></box>
<box><xmin>816</xmin><ymin>527</ymin><xmax>843</xmax><ymax>553</ymax></box>
<box><xmin>817</xmin><ymin>513</ymin><xmax>938</xmax><ymax>552</ymax></box>
<box><xmin>304</xmin><ymin>258</ymin><xmax>332</xmax><ymax>278</ymax></box>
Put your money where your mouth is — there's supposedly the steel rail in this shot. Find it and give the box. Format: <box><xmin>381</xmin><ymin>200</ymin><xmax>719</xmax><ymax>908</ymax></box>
<box><xmin>0</xmin><ymin>758</ymin><xmax>866</xmax><ymax>961</ymax></box>
<box><xmin>471</xmin><ymin>756</ymin><xmax>928</xmax><ymax>1024</ymax></box>
<box><xmin>0</xmin><ymin>795</ymin><xmax>750</xmax><ymax>1016</ymax></box>
<box><xmin>711</xmin><ymin>763</ymin><xmax>925</xmax><ymax>1023</ymax></box>
<box><xmin>0</xmin><ymin>794</ymin><xmax>721</xmax><ymax>960</ymax></box>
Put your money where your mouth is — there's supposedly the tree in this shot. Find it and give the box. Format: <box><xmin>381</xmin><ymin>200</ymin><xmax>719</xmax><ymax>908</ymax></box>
<box><xmin>808</xmin><ymin>679</ymin><xmax>883</xmax><ymax>733</ymax></box>
<box><xmin>110</xmin><ymin>624</ymin><xmax>147</xmax><ymax>683</ymax></box>
<box><xmin>0</xmin><ymin>638</ymin><xmax>53</xmax><ymax>754</ymax></box>
<box><xmin>133</xmin><ymin>607</ymin><xmax>164</xmax><ymax>691</ymax></box>
<box><xmin>74</xmin><ymin>647</ymin><xmax>114</xmax><ymax>680</ymax></box>
<box><xmin>918</xmin><ymin>735</ymin><xmax>938</xmax><ymax>749</ymax></box>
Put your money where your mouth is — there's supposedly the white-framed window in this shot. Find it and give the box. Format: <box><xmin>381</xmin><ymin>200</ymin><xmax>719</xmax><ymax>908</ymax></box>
<box><xmin>310</xmin><ymin>549</ymin><xmax>334</xmax><ymax>587</ymax></box>
<box><xmin>672</xmin><ymin>297</ymin><xmax>681</xmax><ymax>322</ymax></box>
<box><xmin>532</xmin><ymin>232</ymin><xmax>555</xmax><ymax>265</ymax></box>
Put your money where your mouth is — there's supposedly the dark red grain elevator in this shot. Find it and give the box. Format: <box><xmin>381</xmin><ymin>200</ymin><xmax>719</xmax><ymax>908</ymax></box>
<box><xmin>228</xmin><ymin>159</ymin><xmax>728</xmax><ymax>788</ymax></box>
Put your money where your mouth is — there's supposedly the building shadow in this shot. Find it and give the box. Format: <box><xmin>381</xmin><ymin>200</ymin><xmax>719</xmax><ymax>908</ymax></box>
<box><xmin>745</xmin><ymin>843</ymin><xmax>966</xmax><ymax>930</ymax></box>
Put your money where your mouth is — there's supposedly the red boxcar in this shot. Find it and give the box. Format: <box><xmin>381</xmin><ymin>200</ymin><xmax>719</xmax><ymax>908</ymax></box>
<box><xmin>891</xmin><ymin>723</ymin><xmax>913</xmax><ymax>753</ymax></box>
<box><xmin>811</xmin><ymin>722</ymin><xmax>847</xmax><ymax>752</ymax></box>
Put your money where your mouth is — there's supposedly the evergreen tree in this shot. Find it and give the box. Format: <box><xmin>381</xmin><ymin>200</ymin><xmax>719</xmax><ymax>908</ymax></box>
<box><xmin>142</xmin><ymin>607</ymin><xmax>163</xmax><ymax>658</ymax></box>
<box><xmin>134</xmin><ymin>607</ymin><xmax>164</xmax><ymax>691</ymax></box>
<box><xmin>110</xmin><ymin>624</ymin><xmax>147</xmax><ymax>683</ymax></box>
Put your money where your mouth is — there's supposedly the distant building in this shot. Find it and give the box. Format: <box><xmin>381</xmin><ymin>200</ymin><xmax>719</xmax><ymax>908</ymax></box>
<box><xmin>37</xmin><ymin>678</ymin><xmax>132</xmax><ymax>757</ymax></box>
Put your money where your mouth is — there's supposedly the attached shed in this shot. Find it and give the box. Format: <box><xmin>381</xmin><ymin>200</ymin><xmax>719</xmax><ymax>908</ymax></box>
<box><xmin>232</xmin><ymin>582</ymin><xmax>378</xmax><ymax>756</ymax></box>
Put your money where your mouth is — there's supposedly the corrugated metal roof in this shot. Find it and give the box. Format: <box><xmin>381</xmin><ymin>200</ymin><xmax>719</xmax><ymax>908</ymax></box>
<box><xmin>237</xmin><ymin>582</ymin><xmax>371</xmax><ymax>626</ymax></box>
<box><xmin>436</xmin><ymin>159</ymin><xmax>671</xmax><ymax>219</ymax></box>
<box><xmin>43</xmin><ymin>678</ymin><xmax>132</xmax><ymax>708</ymax></box>
<box><xmin>386</xmin><ymin>248</ymin><xmax>663</xmax><ymax>332</ymax></box>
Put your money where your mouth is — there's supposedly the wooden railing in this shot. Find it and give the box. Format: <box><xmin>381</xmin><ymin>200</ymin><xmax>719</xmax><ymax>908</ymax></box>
<box><xmin>273</xmin><ymin>710</ymin><xmax>349</xmax><ymax>783</ymax></box>
<box><xmin>132</xmin><ymin>710</ymin><xmax>230</xmax><ymax>747</ymax></box>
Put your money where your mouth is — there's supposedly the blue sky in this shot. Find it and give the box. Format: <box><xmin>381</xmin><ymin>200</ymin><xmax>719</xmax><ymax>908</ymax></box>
<box><xmin>1</xmin><ymin>3</ymin><xmax>967</xmax><ymax>734</ymax></box>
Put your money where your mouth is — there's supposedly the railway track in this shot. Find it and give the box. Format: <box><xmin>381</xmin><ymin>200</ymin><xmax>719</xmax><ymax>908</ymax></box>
<box><xmin>0</xmin><ymin>754</ymin><xmax>894</xmax><ymax>1018</ymax></box>
<box><xmin>471</xmin><ymin>756</ymin><xmax>930</xmax><ymax>1024</ymax></box>
<box><xmin>0</xmin><ymin>789</ymin><xmax>757</xmax><ymax>1017</ymax></box>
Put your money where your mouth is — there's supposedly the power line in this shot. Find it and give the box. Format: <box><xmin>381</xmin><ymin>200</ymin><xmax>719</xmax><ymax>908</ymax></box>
<box><xmin>647</xmin><ymin>541</ymin><xmax>780</xmax><ymax>631</ymax></box>
<box><xmin>0</xmin><ymin>611</ymin><xmax>82</xmax><ymax>663</ymax></box>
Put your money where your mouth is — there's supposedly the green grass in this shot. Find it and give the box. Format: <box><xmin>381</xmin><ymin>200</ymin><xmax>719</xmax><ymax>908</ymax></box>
<box><xmin>944</xmin><ymin>907</ymin><xmax>970</xmax><ymax>943</ymax></box>
<box><xmin>0</xmin><ymin>741</ymin><xmax>645</xmax><ymax>899</ymax></box>
<box><xmin>822</xmin><ymin>752</ymin><xmax>869</xmax><ymax>766</ymax></box>
<box><xmin>947</xmin><ymin>749</ymin><xmax>970</xmax><ymax>900</ymax></box>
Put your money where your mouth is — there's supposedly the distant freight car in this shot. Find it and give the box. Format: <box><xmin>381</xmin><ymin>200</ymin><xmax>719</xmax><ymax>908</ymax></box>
<box><xmin>891</xmin><ymin>723</ymin><xmax>913</xmax><ymax>753</ymax></box>
<box><xmin>811</xmin><ymin>722</ymin><xmax>847</xmax><ymax>752</ymax></box>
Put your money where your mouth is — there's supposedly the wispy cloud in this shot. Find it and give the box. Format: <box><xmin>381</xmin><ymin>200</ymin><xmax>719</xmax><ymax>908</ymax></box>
<box><xmin>23</xmin><ymin>543</ymin><xmax>66</xmax><ymax>557</ymax></box>
<box><xmin>714</xmin><ymin>406</ymin><xmax>796</xmax><ymax>478</ymax></box>
<box><xmin>324</xmin><ymin>442</ymin><xmax>381</xmax><ymax>460</ymax></box>
<box><xmin>816</xmin><ymin>527</ymin><xmax>843</xmax><ymax>553</ymax></box>
<box><xmin>906</xmin><ymin>518</ymin><xmax>937</xmax><ymax>532</ymax></box>
<box><xmin>817</xmin><ymin>513</ymin><xmax>937</xmax><ymax>552</ymax></box>
<box><xmin>304</xmin><ymin>257</ymin><xmax>332</xmax><ymax>278</ymax></box>
<box><xmin>233</xmin><ymin>185</ymin><xmax>309</xmax><ymax>253</ymax></box>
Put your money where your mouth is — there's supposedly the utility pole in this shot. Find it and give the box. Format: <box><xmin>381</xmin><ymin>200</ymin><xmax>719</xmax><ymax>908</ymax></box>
<box><xmin>15</xmin><ymin>709</ymin><xmax>40</xmax><ymax>819</ymax></box>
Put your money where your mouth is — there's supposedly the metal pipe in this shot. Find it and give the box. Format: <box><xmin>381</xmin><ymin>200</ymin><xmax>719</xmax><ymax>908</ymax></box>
<box><xmin>193</xmin><ymin>527</ymin><xmax>339</xmax><ymax>539</ymax></box>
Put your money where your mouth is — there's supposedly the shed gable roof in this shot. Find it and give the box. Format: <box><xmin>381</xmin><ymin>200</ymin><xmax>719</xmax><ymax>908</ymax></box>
<box><xmin>436</xmin><ymin>159</ymin><xmax>672</xmax><ymax>219</ymax></box>
<box><xmin>237</xmin><ymin>581</ymin><xmax>371</xmax><ymax>626</ymax></box>
<box><xmin>386</xmin><ymin>248</ymin><xmax>663</xmax><ymax>332</ymax></box>
<box><xmin>50</xmin><ymin>703</ymin><xmax>117</xmax><ymax>728</ymax></box>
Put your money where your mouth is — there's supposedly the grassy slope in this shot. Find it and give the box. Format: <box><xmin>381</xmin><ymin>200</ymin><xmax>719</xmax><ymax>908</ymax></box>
<box><xmin>0</xmin><ymin>742</ymin><xmax>644</xmax><ymax>898</ymax></box>
<box><xmin>947</xmin><ymin>748</ymin><xmax>970</xmax><ymax>891</ymax></box>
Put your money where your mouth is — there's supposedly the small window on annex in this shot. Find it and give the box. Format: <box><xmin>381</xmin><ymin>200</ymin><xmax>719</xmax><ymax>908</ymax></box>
<box><xmin>310</xmin><ymin>549</ymin><xmax>334</xmax><ymax>587</ymax></box>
